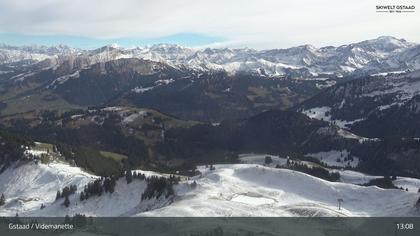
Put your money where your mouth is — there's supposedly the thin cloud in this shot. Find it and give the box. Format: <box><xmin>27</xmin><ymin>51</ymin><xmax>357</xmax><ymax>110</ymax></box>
<box><xmin>0</xmin><ymin>0</ymin><xmax>418</xmax><ymax>49</ymax></box>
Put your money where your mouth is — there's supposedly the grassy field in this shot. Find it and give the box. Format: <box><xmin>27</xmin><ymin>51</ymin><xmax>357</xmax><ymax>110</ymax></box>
<box><xmin>0</xmin><ymin>92</ymin><xmax>83</xmax><ymax>116</ymax></box>
<box><xmin>99</xmin><ymin>151</ymin><xmax>128</xmax><ymax>162</ymax></box>
<box><xmin>33</xmin><ymin>142</ymin><xmax>54</xmax><ymax>152</ymax></box>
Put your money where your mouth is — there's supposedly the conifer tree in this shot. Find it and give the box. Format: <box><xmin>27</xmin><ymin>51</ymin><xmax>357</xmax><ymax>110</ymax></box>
<box><xmin>0</xmin><ymin>193</ymin><xmax>5</xmax><ymax>206</ymax></box>
<box><xmin>264</xmin><ymin>156</ymin><xmax>272</xmax><ymax>165</ymax></box>
<box><xmin>64</xmin><ymin>196</ymin><xmax>70</xmax><ymax>208</ymax></box>
<box><xmin>56</xmin><ymin>190</ymin><xmax>61</xmax><ymax>200</ymax></box>
<box><xmin>62</xmin><ymin>187</ymin><xmax>70</xmax><ymax>198</ymax></box>
<box><xmin>110</xmin><ymin>178</ymin><xmax>116</xmax><ymax>193</ymax></box>
<box><xmin>416</xmin><ymin>197</ymin><xmax>420</xmax><ymax>211</ymax></box>
<box><xmin>103</xmin><ymin>178</ymin><xmax>111</xmax><ymax>192</ymax></box>
<box><xmin>126</xmin><ymin>170</ymin><xmax>133</xmax><ymax>184</ymax></box>
<box><xmin>70</xmin><ymin>185</ymin><xmax>77</xmax><ymax>194</ymax></box>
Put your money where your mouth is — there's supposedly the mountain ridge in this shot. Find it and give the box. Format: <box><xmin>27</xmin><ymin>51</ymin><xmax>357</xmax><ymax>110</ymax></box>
<box><xmin>1</xmin><ymin>36</ymin><xmax>419</xmax><ymax>78</ymax></box>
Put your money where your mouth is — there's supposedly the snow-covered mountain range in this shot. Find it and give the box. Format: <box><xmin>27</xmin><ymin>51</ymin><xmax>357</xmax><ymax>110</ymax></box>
<box><xmin>2</xmin><ymin>36</ymin><xmax>420</xmax><ymax>219</ymax></box>
<box><xmin>1</xmin><ymin>36</ymin><xmax>419</xmax><ymax>78</ymax></box>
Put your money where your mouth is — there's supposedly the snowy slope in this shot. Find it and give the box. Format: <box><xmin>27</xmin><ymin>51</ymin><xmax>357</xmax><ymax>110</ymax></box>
<box><xmin>299</xmin><ymin>69</ymin><xmax>420</xmax><ymax>137</ymax></box>
<box><xmin>239</xmin><ymin>153</ymin><xmax>287</xmax><ymax>167</ymax></box>
<box><xmin>305</xmin><ymin>150</ymin><xmax>359</xmax><ymax>168</ymax></box>
<box><xmin>0</xmin><ymin>160</ymin><xmax>173</xmax><ymax>217</ymax></box>
<box><xmin>302</xmin><ymin>106</ymin><xmax>365</xmax><ymax>129</ymax></box>
<box><xmin>0</xmin><ymin>161</ymin><xmax>95</xmax><ymax>216</ymax></box>
<box><xmin>1</xmin><ymin>160</ymin><xmax>419</xmax><ymax>217</ymax></box>
<box><xmin>140</xmin><ymin>164</ymin><xmax>420</xmax><ymax>217</ymax></box>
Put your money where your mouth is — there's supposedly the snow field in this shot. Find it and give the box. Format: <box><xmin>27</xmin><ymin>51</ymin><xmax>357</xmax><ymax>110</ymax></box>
<box><xmin>1</xmin><ymin>158</ymin><xmax>419</xmax><ymax>217</ymax></box>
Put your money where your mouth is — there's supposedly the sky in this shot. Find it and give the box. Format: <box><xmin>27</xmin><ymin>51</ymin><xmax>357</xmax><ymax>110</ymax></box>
<box><xmin>0</xmin><ymin>0</ymin><xmax>419</xmax><ymax>49</ymax></box>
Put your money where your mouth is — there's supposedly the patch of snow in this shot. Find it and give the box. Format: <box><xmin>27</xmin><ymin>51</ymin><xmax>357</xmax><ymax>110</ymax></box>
<box><xmin>302</xmin><ymin>107</ymin><xmax>364</xmax><ymax>129</ymax></box>
<box><xmin>305</xmin><ymin>150</ymin><xmax>359</xmax><ymax>168</ymax></box>
<box><xmin>121</xmin><ymin>110</ymin><xmax>148</xmax><ymax>124</ymax></box>
<box><xmin>0</xmin><ymin>70</ymin><xmax>12</xmax><ymax>74</ymax></box>
<box><xmin>45</xmin><ymin>70</ymin><xmax>81</xmax><ymax>89</ymax></box>
<box><xmin>334</xmin><ymin>118</ymin><xmax>365</xmax><ymax>129</ymax></box>
<box><xmin>358</xmin><ymin>137</ymin><xmax>381</xmax><ymax>144</ymax></box>
<box><xmin>9</xmin><ymin>72</ymin><xmax>36</xmax><ymax>82</ymax></box>
<box><xmin>24</xmin><ymin>149</ymin><xmax>48</xmax><ymax>157</ymax></box>
<box><xmin>339</xmin><ymin>99</ymin><xmax>346</xmax><ymax>109</ymax></box>
<box><xmin>302</xmin><ymin>106</ymin><xmax>332</xmax><ymax>121</ymax></box>
<box><xmin>132</xmin><ymin>86</ymin><xmax>155</xmax><ymax>93</ymax></box>
<box><xmin>315</xmin><ymin>80</ymin><xmax>336</xmax><ymax>89</ymax></box>
<box><xmin>239</xmin><ymin>154</ymin><xmax>287</xmax><ymax>167</ymax></box>
<box><xmin>371</xmin><ymin>70</ymin><xmax>407</xmax><ymax>77</ymax></box>
<box><xmin>409</xmin><ymin>69</ymin><xmax>420</xmax><ymax>79</ymax></box>
<box><xmin>231</xmin><ymin>194</ymin><xmax>276</xmax><ymax>206</ymax></box>
<box><xmin>378</xmin><ymin>103</ymin><xmax>397</xmax><ymax>111</ymax></box>
<box><xmin>339</xmin><ymin>170</ymin><xmax>379</xmax><ymax>185</ymax></box>
<box><xmin>70</xmin><ymin>114</ymin><xmax>83</xmax><ymax>119</ymax></box>
<box><xmin>102</xmin><ymin>106</ymin><xmax>123</xmax><ymax>112</ymax></box>
<box><xmin>154</xmin><ymin>79</ymin><xmax>174</xmax><ymax>85</ymax></box>
<box><xmin>337</xmin><ymin>129</ymin><xmax>362</xmax><ymax>140</ymax></box>
<box><xmin>393</xmin><ymin>177</ymin><xmax>420</xmax><ymax>193</ymax></box>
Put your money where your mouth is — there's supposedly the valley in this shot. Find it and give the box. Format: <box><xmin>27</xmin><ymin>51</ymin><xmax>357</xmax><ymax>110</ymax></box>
<box><xmin>1</xmin><ymin>36</ymin><xmax>420</xmax><ymax>217</ymax></box>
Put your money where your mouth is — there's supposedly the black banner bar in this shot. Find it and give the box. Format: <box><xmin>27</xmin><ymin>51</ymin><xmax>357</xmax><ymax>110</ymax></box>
<box><xmin>1</xmin><ymin>217</ymin><xmax>420</xmax><ymax>236</ymax></box>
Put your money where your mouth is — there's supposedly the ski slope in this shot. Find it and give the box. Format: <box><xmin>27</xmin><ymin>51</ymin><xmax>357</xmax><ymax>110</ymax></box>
<box><xmin>0</xmin><ymin>161</ymin><xmax>95</xmax><ymax>216</ymax></box>
<box><xmin>0</xmin><ymin>161</ymin><xmax>171</xmax><ymax>217</ymax></box>
<box><xmin>140</xmin><ymin>164</ymin><xmax>420</xmax><ymax>217</ymax></box>
<box><xmin>0</xmin><ymin>159</ymin><xmax>419</xmax><ymax>217</ymax></box>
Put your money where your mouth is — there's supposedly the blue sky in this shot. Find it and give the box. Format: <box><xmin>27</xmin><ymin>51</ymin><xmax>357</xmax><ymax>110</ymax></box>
<box><xmin>0</xmin><ymin>32</ymin><xmax>223</xmax><ymax>49</ymax></box>
<box><xmin>0</xmin><ymin>0</ymin><xmax>419</xmax><ymax>49</ymax></box>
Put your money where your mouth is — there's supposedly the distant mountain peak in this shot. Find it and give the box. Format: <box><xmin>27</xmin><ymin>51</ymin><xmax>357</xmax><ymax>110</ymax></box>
<box><xmin>108</xmin><ymin>43</ymin><xmax>120</xmax><ymax>49</ymax></box>
<box><xmin>1</xmin><ymin>36</ymin><xmax>419</xmax><ymax>78</ymax></box>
